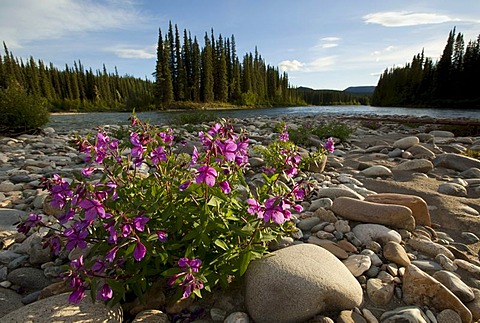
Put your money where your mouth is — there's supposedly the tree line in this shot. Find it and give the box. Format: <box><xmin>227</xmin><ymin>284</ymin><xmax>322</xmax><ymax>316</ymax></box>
<box><xmin>0</xmin><ymin>43</ymin><xmax>154</xmax><ymax>112</ymax></box>
<box><xmin>371</xmin><ymin>28</ymin><xmax>480</xmax><ymax>108</ymax></box>
<box><xmin>297</xmin><ymin>87</ymin><xmax>370</xmax><ymax>106</ymax></box>
<box><xmin>154</xmin><ymin>22</ymin><xmax>304</xmax><ymax>108</ymax></box>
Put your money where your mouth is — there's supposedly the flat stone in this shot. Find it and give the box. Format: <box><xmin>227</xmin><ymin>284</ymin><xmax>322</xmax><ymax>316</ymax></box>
<box><xmin>393</xmin><ymin>159</ymin><xmax>434</xmax><ymax>173</ymax></box>
<box><xmin>406</xmin><ymin>145</ymin><xmax>436</xmax><ymax>159</ymax></box>
<box><xmin>407</xmin><ymin>237</ymin><xmax>455</xmax><ymax>260</ymax></box>
<box><xmin>380</xmin><ymin>306</ymin><xmax>430</xmax><ymax>323</ymax></box>
<box><xmin>308</xmin><ymin>198</ymin><xmax>333</xmax><ymax>211</ymax></box>
<box><xmin>433</xmin><ymin>270</ymin><xmax>475</xmax><ymax>303</ymax></box>
<box><xmin>314</xmin><ymin>187</ymin><xmax>365</xmax><ymax>200</ymax></box>
<box><xmin>383</xmin><ymin>241</ymin><xmax>411</xmax><ymax>267</ymax></box>
<box><xmin>437</xmin><ymin>309</ymin><xmax>462</xmax><ymax>323</ymax></box>
<box><xmin>466</xmin><ymin>288</ymin><xmax>480</xmax><ymax>322</ymax></box>
<box><xmin>297</xmin><ymin>217</ymin><xmax>322</xmax><ymax>231</ymax></box>
<box><xmin>429</xmin><ymin>130</ymin><xmax>455</xmax><ymax>137</ymax></box>
<box><xmin>307</xmin><ymin>236</ymin><xmax>349</xmax><ymax>259</ymax></box>
<box><xmin>342</xmin><ymin>255</ymin><xmax>372</xmax><ymax>277</ymax></box>
<box><xmin>438</xmin><ymin>183</ymin><xmax>468</xmax><ymax>197</ymax></box>
<box><xmin>332</xmin><ymin>197</ymin><xmax>415</xmax><ymax>231</ymax></box>
<box><xmin>7</xmin><ymin>267</ymin><xmax>52</xmax><ymax>291</ymax></box>
<box><xmin>367</xmin><ymin>278</ymin><xmax>394</xmax><ymax>305</ymax></box>
<box><xmin>352</xmin><ymin>223</ymin><xmax>402</xmax><ymax>246</ymax></box>
<box><xmin>411</xmin><ymin>260</ymin><xmax>443</xmax><ymax>273</ymax></box>
<box><xmin>453</xmin><ymin>259</ymin><xmax>480</xmax><ymax>279</ymax></box>
<box><xmin>223</xmin><ymin>311</ymin><xmax>250</xmax><ymax>323</ymax></box>
<box><xmin>337</xmin><ymin>310</ymin><xmax>367</xmax><ymax>323</ymax></box>
<box><xmin>433</xmin><ymin>153</ymin><xmax>480</xmax><ymax>172</ymax></box>
<box><xmin>393</xmin><ymin>136</ymin><xmax>420</xmax><ymax>150</ymax></box>
<box><xmin>360</xmin><ymin>165</ymin><xmax>393</xmax><ymax>177</ymax></box>
<box><xmin>245</xmin><ymin>244</ymin><xmax>363</xmax><ymax>323</ymax></box>
<box><xmin>460</xmin><ymin>167</ymin><xmax>480</xmax><ymax>178</ymax></box>
<box><xmin>0</xmin><ymin>208</ymin><xmax>26</xmax><ymax>232</ymax></box>
<box><xmin>360</xmin><ymin>249</ymin><xmax>383</xmax><ymax>267</ymax></box>
<box><xmin>365</xmin><ymin>193</ymin><xmax>431</xmax><ymax>227</ymax></box>
<box><xmin>0</xmin><ymin>292</ymin><xmax>123</xmax><ymax>323</ymax></box>
<box><xmin>402</xmin><ymin>264</ymin><xmax>472</xmax><ymax>323</ymax></box>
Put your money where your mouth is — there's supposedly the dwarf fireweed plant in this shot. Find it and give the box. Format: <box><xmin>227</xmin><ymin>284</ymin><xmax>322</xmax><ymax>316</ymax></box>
<box><xmin>18</xmin><ymin>116</ymin><xmax>309</xmax><ymax>306</ymax></box>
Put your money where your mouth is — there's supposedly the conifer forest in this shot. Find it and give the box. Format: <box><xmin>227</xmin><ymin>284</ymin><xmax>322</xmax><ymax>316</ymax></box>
<box><xmin>371</xmin><ymin>28</ymin><xmax>480</xmax><ymax>108</ymax></box>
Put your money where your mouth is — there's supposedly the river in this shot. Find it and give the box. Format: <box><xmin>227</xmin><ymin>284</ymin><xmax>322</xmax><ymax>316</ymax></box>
<box><xmin>48</xmin><ymin>105</ymin><xmax>480</xmax><ymax>132</ymax></box>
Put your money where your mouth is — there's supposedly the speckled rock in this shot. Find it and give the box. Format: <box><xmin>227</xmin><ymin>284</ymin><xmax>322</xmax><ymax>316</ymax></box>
<box><xmin>245</xmin><ymin>244</ymin><xmax>363</xmax><ymax>323</ymax></box>
<box><xmin>0</xmin><ymin>287</ymin><xmax>24</xmax><ymax>318</ymax></box>
<box><xmin>437</xmin><ymin>309</ymin><xmax>462</xmax><ymax>323</ymax></box>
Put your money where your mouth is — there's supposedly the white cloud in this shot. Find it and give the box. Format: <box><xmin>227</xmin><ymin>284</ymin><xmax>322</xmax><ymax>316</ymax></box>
<box><xmin>311</xmin><ymin>37</ymin><xmax>341</xmax><ymax>51</ymax></box>
<box><xmin>363</xmin><ymin>11</ymin><xmax>459</xmax><ymax>27</ymax></box>
<box><xmin>321</xmin><ymin>43</ymin><xmax>338</xmax><ymax>49</ymax></box>
<box><xmin>321</xmin><ymin>37</ymin><xmax>341</xmax><ymax>42</ymax></box>
<box><xmin>0</xmin><ymin>0</ymin><xmax>152</xmax><ymax>48</ymax></box>
<box><xmin>279</xmin><ymin>56</ymin><xmax>336</xmax><ymax>73</ymax></box>
<box><xmin>278</xmin><ymin>59</ymin><xmax>304</xmax><ymax>72</ymax></box>
<box><xmin>305</xmin><ymin>56</ymin><xmax>336</xmax><ymax>72</ymax></box>
<box><xmin>113</xmin><ymin>48</ymin><xmax>156</xmax><ymax>59</ymax></box>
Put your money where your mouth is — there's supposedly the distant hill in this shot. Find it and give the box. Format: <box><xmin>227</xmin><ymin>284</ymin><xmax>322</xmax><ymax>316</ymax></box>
<box><xmin>343</xmin><ymin>86</ymin><xmax>376</xmax><ymax>95</ymax></box>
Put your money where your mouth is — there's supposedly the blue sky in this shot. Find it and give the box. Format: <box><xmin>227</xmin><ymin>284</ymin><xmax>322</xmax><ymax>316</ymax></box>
<box><xmin>1</xmin><ymin>0</ymin><xmax>479</xmax><ymax>90</ymax></box>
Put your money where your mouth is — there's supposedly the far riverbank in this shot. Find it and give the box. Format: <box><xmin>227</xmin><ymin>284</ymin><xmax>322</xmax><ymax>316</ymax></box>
<box><xmin>48</xmin><ymin>105</ymin><xmax>480</xmax><ymax>134</ymax></box>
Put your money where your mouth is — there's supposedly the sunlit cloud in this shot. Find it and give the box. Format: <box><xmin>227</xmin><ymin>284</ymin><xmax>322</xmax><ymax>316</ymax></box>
<box><xmin>279</xmin><ymin>59</ymin><xmax>304</xmax><ymax>72</ymax></box>
<box><xmin>0</xmin><ymin>0</ymin><xmax>153</xmax><ymax>48</ymax></box>
<box><xmin>363</xmin><ymin>11</ymin><xmax>460</xmax><ymax>27</ymax></box>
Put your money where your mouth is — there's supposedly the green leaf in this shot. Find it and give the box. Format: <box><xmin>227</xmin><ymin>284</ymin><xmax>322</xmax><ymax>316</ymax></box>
<box><xmin>214</xmin><ymin>239</ymin><xmax>228</xmax><ymax>251</ymax></box>
<box><xmin>207</xmin><ymin>195</ymin><xmax>223</xmax><ymax>207</ymax></box>
<box><xmin>193</xmin><ymin>288</ymin><xmax>203</xmax><ymax>298</ymax></box>
<box><xmin>239</xmin><ymin>250</ymin><xmax>252</xmax><ymax>276</ymax></box>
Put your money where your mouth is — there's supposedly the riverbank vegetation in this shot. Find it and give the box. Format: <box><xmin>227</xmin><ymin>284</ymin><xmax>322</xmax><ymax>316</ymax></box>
<box><xmin>371</xmin><ymin>28</ymin><xmax>480</xmax><ymax>109</ymax></box>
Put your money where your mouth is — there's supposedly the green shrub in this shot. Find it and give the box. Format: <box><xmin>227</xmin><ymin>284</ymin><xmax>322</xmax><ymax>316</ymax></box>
<box><xmin>0</xmin><ymin>83</ymin><xmax>49</xmax><ymax>133</ymax></box>
<box><xmin>170</xmin><ymin>110</ymin><xmax>217</xmax><ymax>126</ymax></box>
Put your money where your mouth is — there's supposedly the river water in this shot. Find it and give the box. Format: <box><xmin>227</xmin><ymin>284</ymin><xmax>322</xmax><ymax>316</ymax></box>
<box><xmin>48</xmin><ymin>105</ymin><xmax>480</xmax><ymax>132</ymax></box>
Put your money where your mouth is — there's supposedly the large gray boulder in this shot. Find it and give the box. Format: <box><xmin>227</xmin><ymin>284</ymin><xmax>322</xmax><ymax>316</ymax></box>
<box><xmin>245</xmin><ymin>244</ymin><xmax>363</xmax><ymax>323</ymax></box>
<box><xmin>0</xmin><ymin>292</ymin><xmax>123</xmax><ymax>322</ymax></box>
